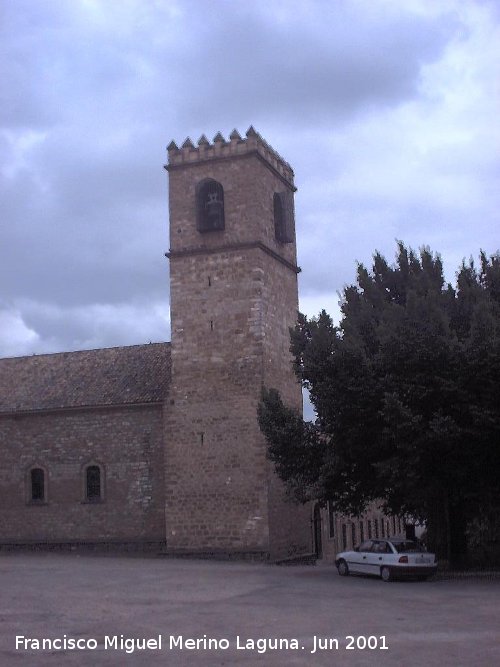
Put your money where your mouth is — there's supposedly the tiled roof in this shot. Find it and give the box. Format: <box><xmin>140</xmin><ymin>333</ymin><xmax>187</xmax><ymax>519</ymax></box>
<box><xmin>0</xmin><ymin>343</ymin><xmax>171</xmax><ymax>413</ymax></box>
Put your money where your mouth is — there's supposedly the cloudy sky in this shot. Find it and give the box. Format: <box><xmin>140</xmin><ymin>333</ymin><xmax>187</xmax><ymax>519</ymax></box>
<box><xmin>1</xmin><ymin>0</ymin><xmax>499</xmax><ymax>358</ymax></box>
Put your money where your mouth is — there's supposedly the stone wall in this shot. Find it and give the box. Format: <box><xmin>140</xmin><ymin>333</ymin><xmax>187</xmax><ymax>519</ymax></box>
<box><xmin>260</xmin><ymin>247</ymin><xmax>312</xmax><ymax>560</ymax></box>
<box><xmin>165</xmin><ymin>246</ymin><xmax>271</xmax><ymax>554</ymax></box>
<box><xmin>0</xmin><ymin>404</ymin><xmax>166</xmax><ymax>546</ymax></box>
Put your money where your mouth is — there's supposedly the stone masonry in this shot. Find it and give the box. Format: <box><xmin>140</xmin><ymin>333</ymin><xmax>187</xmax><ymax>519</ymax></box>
<box><xmin>0</xmin><ymin>344</ymin><xmax>169</xmax><ymax>548</ymax></box>
<box><xmin>164</xmin><ymin>128</ymin><xmax>311</xmax><ymax>559</ymax></box>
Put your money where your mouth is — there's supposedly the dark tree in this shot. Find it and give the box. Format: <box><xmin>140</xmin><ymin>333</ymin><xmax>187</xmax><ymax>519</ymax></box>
<box><xmin>258</xmin><ymin>243</ymin><xmax>500</xmax><ymax>564</ymax></box>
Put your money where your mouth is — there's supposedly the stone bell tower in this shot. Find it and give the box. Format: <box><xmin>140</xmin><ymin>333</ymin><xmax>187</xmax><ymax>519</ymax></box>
<box><xmin>164</xmin><ymin>127</ymin><xmax>311</xmax><ymax>560</ymax></box>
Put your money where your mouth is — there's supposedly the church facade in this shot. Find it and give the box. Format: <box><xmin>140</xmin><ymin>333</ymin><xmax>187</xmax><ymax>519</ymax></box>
<box><xmin>0</xmin><ymin>128</ymin><xmax>313</xmax><ymax>561</ymax></box>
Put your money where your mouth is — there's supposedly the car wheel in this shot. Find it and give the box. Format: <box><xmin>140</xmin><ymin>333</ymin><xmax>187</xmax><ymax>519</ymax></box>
<box><xmin>337</xmin><ymin>559</ymin><xmax>349</xmax><ymax>576</ymax></box>
<box><xmin>380</xmin><ymin>566</ymin><xmax>392</xmax><ymax>582</ymax></box>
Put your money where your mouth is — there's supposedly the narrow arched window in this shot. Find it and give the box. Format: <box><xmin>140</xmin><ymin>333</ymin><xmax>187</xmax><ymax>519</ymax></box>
<box><xmin>30</xmin><ymin>468</ymin><xmax>45</xmax><ymax>502</ymax></box>
<box><xmin>196</xmin><ymin>179</ymin><xmax>225</xmax><ymax>232</ymax></box>
<box><xmin>86</xmin><ymin>465</ymin><xmax>101</xmax><ymax>502</ymax></box>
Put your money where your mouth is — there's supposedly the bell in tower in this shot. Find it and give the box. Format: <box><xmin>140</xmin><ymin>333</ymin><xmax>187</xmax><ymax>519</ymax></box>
<box><xmin>196</xmin><ymin>179</ymin><xmax>225</xmax><ymax>232</ymax></box>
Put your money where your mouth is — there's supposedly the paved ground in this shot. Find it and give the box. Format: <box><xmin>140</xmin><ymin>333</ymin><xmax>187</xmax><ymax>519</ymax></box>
<box><xmin>0</xmin><ymin>554</ymin><xmax>498</xmax><ymax>667</ymax></box>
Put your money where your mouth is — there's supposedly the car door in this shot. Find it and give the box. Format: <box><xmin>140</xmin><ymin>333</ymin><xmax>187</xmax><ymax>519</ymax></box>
<box><xmin>352</xmin><ymin>540</ymin><xmax>375</xmax><ymax>574</ymax></box>
<box><xmin>363</xmin><ymin>540</ymin><xmax>390</xmax><ymax>575</ymax></box>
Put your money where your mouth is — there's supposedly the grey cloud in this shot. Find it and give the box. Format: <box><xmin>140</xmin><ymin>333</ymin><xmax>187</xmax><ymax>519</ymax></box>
<box><xmin>169</xmin><ymin>4</ymin><xmax>459</xmax><ymax>128</ymax></box>
<box><xmin>1</xmin><ymin>202</ymin><xmax>168</xmax><ymax>307</ymax></box>
<box><xmin>1</xmin><ymin>2</ymin><xmax>459</xmax><ymax>139</ymax></box>
<box><xmin>12</xmin><ymin>299</ymin><xmax>170</xmax><ymax>355</ymax></box>
<box><xmin>1</xmin><ymin>0</ymin><xmax>497</xmax><ymax>355</ymax></box>
<box><xmin>1</xmin><ymin>120</ymin><xmax>169</xmax><ymax>308</ymax></box>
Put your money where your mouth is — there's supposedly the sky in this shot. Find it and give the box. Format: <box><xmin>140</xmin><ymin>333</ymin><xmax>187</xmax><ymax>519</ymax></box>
<box><xmin>1</xmin><ymin>0</ymin><xmax>499</xmax><ymax>358</ymax></box>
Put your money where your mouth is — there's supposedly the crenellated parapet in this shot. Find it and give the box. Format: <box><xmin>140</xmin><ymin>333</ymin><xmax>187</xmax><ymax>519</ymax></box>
<box><xmin>166</xmin><ymin>127</ymin><xmax>295</xmax><ymax>187</ymax></box>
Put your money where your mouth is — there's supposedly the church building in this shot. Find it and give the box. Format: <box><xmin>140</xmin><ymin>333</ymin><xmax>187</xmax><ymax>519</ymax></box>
<box><xmin>0</xmin><ymin>128</ymin><xmax>313</xmax><ymax>561</ymax></box>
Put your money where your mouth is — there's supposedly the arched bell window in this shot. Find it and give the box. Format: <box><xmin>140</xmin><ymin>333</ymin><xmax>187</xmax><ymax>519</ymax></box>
<box><xmin>196</xmin><ymin>179</ymin><xmax>225</xmax><ymax>232</ymax></box>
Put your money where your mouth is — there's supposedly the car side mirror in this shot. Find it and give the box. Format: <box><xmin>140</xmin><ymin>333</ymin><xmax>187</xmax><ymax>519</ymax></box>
<box><xmin>354</xmin><ymin>546</ymin><xmax>359</xmax><ymax>552</ymax></box>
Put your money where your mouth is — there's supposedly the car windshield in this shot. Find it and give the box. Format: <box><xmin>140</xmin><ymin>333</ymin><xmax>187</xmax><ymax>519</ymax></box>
<box><xmin>392</xmin><ymin>540</ymin><xmax>426</xmax><ymax>553</ymax></box>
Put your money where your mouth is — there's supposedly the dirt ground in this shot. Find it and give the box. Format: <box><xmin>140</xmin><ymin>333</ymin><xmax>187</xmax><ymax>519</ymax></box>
<box><xmin>0</xmin><ymin>553</ymin><xmax>498</xmax><ymax>666</ymax></box>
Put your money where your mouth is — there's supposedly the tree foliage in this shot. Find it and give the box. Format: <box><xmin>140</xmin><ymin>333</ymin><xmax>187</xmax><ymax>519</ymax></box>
<box><xmin>258</xmin><ymin>242</ymin><xmax>500</xmax><ymax>561</ymax></box>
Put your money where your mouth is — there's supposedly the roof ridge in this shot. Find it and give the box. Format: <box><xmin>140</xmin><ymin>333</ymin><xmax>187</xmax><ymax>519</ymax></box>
<box><xmin>0</xmin><ymin>341</ymin><xmax>171</xmax><ymax>362</ymax></box>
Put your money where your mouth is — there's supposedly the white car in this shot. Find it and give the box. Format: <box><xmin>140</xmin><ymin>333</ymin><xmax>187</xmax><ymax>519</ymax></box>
<box><xmin>335</xmin><ymin>538</ymin><xmax>437</xmax><ymax>582</ymax></box>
